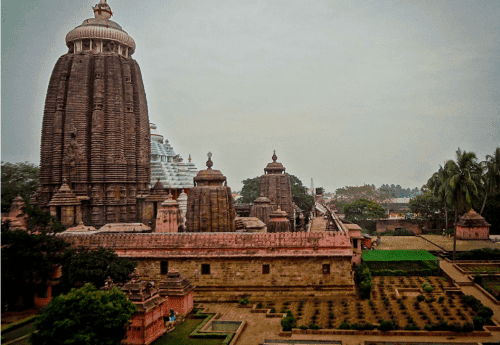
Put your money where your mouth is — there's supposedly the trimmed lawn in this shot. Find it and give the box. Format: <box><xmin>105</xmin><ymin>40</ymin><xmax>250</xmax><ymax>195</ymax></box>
<box><xmin>1</xmin><ymin>321</ymin><xmax>36</xmax><ymax>344</ymax></box>
<box><xmin>152</xmin><ymin>318</ymin><xmax>223</xmax><ymax>345</ymax></box>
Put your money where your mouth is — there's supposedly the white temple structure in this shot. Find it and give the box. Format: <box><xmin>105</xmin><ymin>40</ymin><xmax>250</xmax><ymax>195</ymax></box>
<box><xmin>150</xmin><ymin>123</ymin><xmax>198</xmax><ymax>189</ymax></box>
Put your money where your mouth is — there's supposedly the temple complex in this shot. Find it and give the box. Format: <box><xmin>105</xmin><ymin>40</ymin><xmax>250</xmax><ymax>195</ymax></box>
<box><xmin>185</xmin><ymin>153</ymin><xmax>236</xmax><ymax>232</ymax></box>
<box><xmin>258</xmin><ymin>152</ymin><xmax>295</xmax><ymax>231</ymax></box>
<box><xmin>31</xmin><ymin>0</ymin><xmax>151</xmax><ymax>228</ymax></box>
<box><xmin>150</xmin><ymin>123</ymin><xmax>198</xmax><ymax>197</ymax></box>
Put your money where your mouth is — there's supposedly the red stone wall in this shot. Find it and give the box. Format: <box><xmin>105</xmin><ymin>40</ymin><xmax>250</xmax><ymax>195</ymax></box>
<box><xmin>125</xmin><ymin>302</ymin><xmax>167</xmax><ymax>345</ymax></box>
<box><xmin>457</xmin><ymin>226</ymin><xmax>489</xmax><ymax>240</ymax></box>
<box><xmin>167</xmin><ymin>291</ymin><xmax>193</xmax><ymax>315</ymax></box>
<box><xmin>376</xmin><ymin>219</ymin><xmax>421</xmax><ymax>234</ymax></box>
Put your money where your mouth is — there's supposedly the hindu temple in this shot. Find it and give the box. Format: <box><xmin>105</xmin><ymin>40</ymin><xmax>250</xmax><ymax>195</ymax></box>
<box><xmin>258</xmin><ymin>151</ymin><xmax>295</xmax><ymax>231</ymax></box>
<box><xmin>150</xmin><ymin>123</ymin><xmax>198</xmax><ymax>197</ymax></box>
<box><xmin>185</xmin><ymin>153</ymin><xmax>236</xmax><ymax>232</ymax></box>
<box><xmin>31</xmin><ymin>0</ymin><xmax>151</xmax><ymax>228</ymax></box>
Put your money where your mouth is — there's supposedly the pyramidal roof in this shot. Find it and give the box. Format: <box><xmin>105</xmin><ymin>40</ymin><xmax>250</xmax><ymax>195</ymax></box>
<box><xmin>150</xmin><ymin>123</ymin><xmax>198</xmax><ymax>188</ymax></box>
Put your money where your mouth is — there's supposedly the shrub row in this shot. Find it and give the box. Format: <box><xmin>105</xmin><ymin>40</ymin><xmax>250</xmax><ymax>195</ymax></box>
<box><xmin>338</xmin><ymin>321</ymin><xmax>376</xmax><ymax>330</ymax></box>
<box><xmin>370</xmin><ymin>268</ymin><xmax>440</xmax><ymax>276</ymax></box>
<box><xmin>456</xmin><ymin>248</ymin><xmax>500</xmax><ymax>261</ymax></box>
<box><xmin>190</xmin><ymin>311</ymin><xmax>235</xmax><ymax>345</ymax></box>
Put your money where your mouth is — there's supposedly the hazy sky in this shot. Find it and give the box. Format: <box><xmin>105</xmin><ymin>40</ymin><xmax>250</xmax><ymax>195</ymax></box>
<box><xmin>2</xmin><ymin>0</ymin><xmax>499</xmax><ymax>192</ymax></box>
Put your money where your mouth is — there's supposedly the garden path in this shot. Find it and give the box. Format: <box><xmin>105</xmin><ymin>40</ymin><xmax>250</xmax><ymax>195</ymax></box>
<box><xmin>439</xmin><ymin>260</ymin><xmax>470</xmax><ymax>284</ymax></box>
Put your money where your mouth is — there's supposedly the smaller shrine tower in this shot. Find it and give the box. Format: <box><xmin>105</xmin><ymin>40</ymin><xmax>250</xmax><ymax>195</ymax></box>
<box><xmin>185</xmin><ymin>153</ymin><xmax>235</xmax><ymax>232</ymax></box>
<box><xmin>155</xmin><ymin>192</ymin><xmax>179</xmax><ymax>233</ymax></box>
<box><xmin>259</xmin><ymin>151</ymin><xmax>295</xmax><ymax>231</ymax></box>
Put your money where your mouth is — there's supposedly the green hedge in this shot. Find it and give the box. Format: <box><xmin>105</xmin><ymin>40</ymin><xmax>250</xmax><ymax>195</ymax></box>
<box><xmin>189</xmin><ymin>311</ymin><xmax>234</xmax><ymax>345</ymax></box>
<box><xmin>370</xmin><ymin>268</ymin><xmax>440</xmax><ymax>276</ymax></box>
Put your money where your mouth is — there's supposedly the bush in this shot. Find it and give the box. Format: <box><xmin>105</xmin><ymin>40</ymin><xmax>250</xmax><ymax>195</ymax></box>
<box><xmin>417</xmin><ymin>295</ymin><xmax>425</xmax><ymax>302</ymax></box>
<box><xmin>270</xmin><ymin>307</ymin><xmax>276</xmax><ymax>313</ymax></box>
<box><xmin>438</xmin><ymin>296</ymin><xmax>445</xmax><ymax>303</ymax></box>
<box><xmin>478</xmin><ymin>306</ymin><xmax>494</xmax><ymax>319</ymax></box>
<box><xmin>281</xmin><ymin>311</ymin><xmax>297</xmax><ymax>331</ymax></box>
<box><xmin>461</xmin><ymin>295</ymin><xmax>481</xmax><ymax>310</ymax></box>
<box><xmin>239</xmin><ymin>297</ymin><xmax>249</xmax><ymax>306</ymax></box>
<box><xmin>422</xmin><ymin>283</ymin><xmax>433</xmax><ymax>292</ymax></box>
<box><xmin>256</xmin><ymin>302</ymin><xmax>263</xmax><ymax>309</ymax></box>
<box><xmin>309</xmin><ymin>323</ymin><xmax>321</xmax><ymax>330</ymax></box>
<box><xmin>404</xmin><ymin>324</ymin><xmax>420</xmax><ymax>330</ymax></box>
<box><xmin>473</xmin><ymin>316</ymin><xmax>485</xmax><ymax>330</ymax></box>
<box><xmin>473</xmin><ymin>274</ymin><xmax>483</xmax><ymax>285</ymax></box>
<box><xmin>378</xmin><ymin>320</ymin><xmax>395</xmax><ymax>332</ymax></box>
<box><xmin>299</xmin><ymin>325</ymin><xmax>308</xmax><ymax>330</ymax></box>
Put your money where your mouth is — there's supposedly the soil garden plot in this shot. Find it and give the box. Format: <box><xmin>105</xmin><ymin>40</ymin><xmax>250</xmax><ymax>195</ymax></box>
<box><xmin>456</xmin><ymin>263</ymin><xmax>500</xmax><ymax>274</ymax></box>
<box><xmin>261</xmin><ymin>276</ymin><xmax>478</xmax><ymax>330</ymax></box>
<box><xmin>481</xmin><ymin>276</ymin><xmax>500</xmax><ymax>298</ymax></box>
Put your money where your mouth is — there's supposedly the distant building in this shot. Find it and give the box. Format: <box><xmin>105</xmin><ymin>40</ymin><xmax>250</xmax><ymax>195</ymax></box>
<box><xmin>150</xmin><ymin>123</ymin><xmax>198</xmax><ymax>197</ymax></box>
<box><xmin>456</xmin><ymin>209</ymin><xmax>491</xmax><ymax>240</ymax></box>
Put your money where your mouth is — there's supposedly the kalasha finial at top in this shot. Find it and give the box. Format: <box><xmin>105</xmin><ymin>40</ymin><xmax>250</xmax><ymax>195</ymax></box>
<box><xmin>272</xmin><ymin>150</ymin><xmax>277</xmax><ymax>162</ymax></box>
<box><xmin>206</xmin><ymin>152</ymin><xmax>213</xmax><ymax>170</ymax></box>
<box><xmin>188</xmin><ymin>154</ymin><xmax>192</xmax><ymax>163</ymax></box>
<box><xmin>93</xmin><ymin>0</ymin><xmax>113</xmax><ymax>19</ymax></box>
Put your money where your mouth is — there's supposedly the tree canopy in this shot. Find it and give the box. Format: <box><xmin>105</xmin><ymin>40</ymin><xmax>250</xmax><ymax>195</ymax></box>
<box><xmin>239</xmin><ymin>176</ymin><xmax>261</xmax><ymax>204</ymax></box>
<box><xmin>408</xmin><ymin>193</ymin><xmax>444</xmax><ymax>225</ymax></box>
<box><xmin>342</xmin><ymin>198</ymin><xmax>386</xmax><ymax>223</ymax></box>
<box><xmin>31</xmin><ymin>283</ymin><xmax>136</xmax><ymax>345</ymax></box>
<box><xmin>1</xmin><ymin>229</ymin><xmax>68</xmax><ymax>310</ymax></box>
<box><xmin>60</xmin><ymin>247</ymin><xmax>136</xmax><ymax>293</ymax></box>
<box><xmin>1</xmin><ymin>161</ymin><xmax>39</xmax><ymax>213</ymax></box>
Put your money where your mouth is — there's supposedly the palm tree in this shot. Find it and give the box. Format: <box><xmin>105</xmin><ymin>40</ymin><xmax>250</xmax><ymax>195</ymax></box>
<box><xmin>445</xmin><ymin>148</ymin><xmax>483</xmax><ymax>260</ymax></box>
<box><xmin>426</xmin><ymin>164</ymin><xmax>450</xmax><ymax>231</ymax></box>
<box><xmin>480</xmin><ymin>147</ymin><xmax>500</xmax><ymax>214</ymax></box>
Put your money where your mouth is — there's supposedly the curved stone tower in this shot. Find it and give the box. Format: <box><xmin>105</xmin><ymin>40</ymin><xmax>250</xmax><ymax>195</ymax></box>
<box><xmin>259</xmin><ymin>151</ymin><xmax>295</xmax><ymax>231</ymax></box>
<box><xmin>249</xmin><ymin>196</ymin><xmax>276</xmax><ymax>226</ymax></box>
<box><xmin>267</xmin><ymin>207</ymin><xmax>291</xmax><ymax>233</ymax></box>
<box><xmin>185</xmin><ymin>153</ymin><xmax>235</xmax><ymax>232</ymax></box>
<box><xmin>32</xmin><ymin>1</ymin><xmax>150</xmax><ymax>227</ymax></box>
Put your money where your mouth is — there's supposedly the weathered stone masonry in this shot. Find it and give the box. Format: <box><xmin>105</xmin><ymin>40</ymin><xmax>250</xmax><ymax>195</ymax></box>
<box><xmin>62</xmin><ymin>232</ymin><xmax>354</xmax><ymax>301</ymax></box>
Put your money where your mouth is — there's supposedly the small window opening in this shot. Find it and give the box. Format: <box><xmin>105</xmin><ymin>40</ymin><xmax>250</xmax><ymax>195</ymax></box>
<box><xmin>160</xmin><ymin>261</ymin><xmax>168</xmax><ymax>275</ymax></box>
<box><xmin>262</xmin><ymin>264</ymin><xmax>270</xmax><ymax>274</ymax></box>
<box><xmin>322</xmin><ymin>264</ymin><xmax>330</xmax><ymax>274</ymax></box>
<box><xmin>201</xmin><ymin>264</ymin><xmax>210</xmax><ymax>275</ymax></box>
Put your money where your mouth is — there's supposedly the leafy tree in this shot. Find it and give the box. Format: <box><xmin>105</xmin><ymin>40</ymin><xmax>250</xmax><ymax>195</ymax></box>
<box><xmin>480</xmin><ymin>147</ymin><xmax>500</xmax><ymax>214</ymax></box>
<box><xmin>483</xmin><ymin>193</ymin><xmax>500</xmax><ymax>235</ymax></box>
<box><xmin>1</xmin><ymin>161</ymin><xmax>39</xmax><ymax>213</ymax></box>
<box><xmin>24</xmin><ymin>204</ymin><xmax>66</xmax><ymax>234</ymax></box>
<box><xmin>427</xmin><ymin>164</ymin><xmax>451</xmax><ymax>230</ymax></box>
<box><xmin>60</xmin><ymin>248</ymin><xmax>136</xmax><ymax>293</ymax></box>
<box><xmin>281</xmin><ymin>310</ymin><xmax>297</xmax><ymax>331</ymax></box>
<box><xmin>446</xmin><ymin>148</ymin><xmax>483</xmax><ymax>260</ymax></box>
<box><xmin>31</xmin><ymin>283</ymin><xmax>136</xmax><ymax>345</ymax></box>
<box><xmin>287</xmin><ymin>174</ymin><xmax>314</xmax><ymax>213</ymax></box>
<box><xmin>408</xmin><ymin>193</ymin><xmax>443</xmax><ymax>225</ymax></box>
<box><xmin>1</xmin><ymin>229</ymin><xmax>68</xmax><ymax>311</ymax></box>
<box><xmin>316</xmin><ymin>187</ymin><xmax>325</xmax><ymax>195</ymax></box>
<box><xmin>342</xmin><ymin>198</ymin><xmax>386</xmax><ymax>223</ymax></box>
<box><xmin>239</xmin><ymin>176</ymin><xmax>261</xmax><ymax>204</ymax></box>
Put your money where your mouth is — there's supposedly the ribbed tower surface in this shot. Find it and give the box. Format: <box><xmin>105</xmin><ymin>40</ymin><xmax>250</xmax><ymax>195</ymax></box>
<box><xmin>259</xmin><ymin>151</ymin><xmax>295</xmax><ymax>231</ymax></box>
<box><xmin>32</xmin><ymin>0</ymin><xmax>150</xmax><ymax>227</ymax></box>
<box><xmin>185</xmin><ymin>153</ymin><xmax>236</xmax><ymax>232</ymax></box>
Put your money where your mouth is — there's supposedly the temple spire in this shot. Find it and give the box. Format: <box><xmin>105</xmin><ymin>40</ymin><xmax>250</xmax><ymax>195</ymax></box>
<box><xmin>206</xmin><ymin>152</ymin><xmax>213</xmax><ymax>170</ymax></box>
<box><xmin>272</xmin><ymin>150</ymin><xmax>277</xmax><ymax>162</ymax></box>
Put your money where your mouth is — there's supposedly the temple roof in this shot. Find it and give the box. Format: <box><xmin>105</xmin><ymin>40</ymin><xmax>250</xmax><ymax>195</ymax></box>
<box><xmin>264</xmin><ymin>151</ymin><xmax>285</xmax><ymax>174</ymax></box>
<box><xmin>65</xmin><ymin>0</ymin><xmax>136</xmax><ymax>53</ymax></box>
<box><xmin>61</xmin><ymin>231</ymin><xmax>353</xmax><ymax>258</ymax></box>
<box><xmin>150</xmin><ymin>123</ymin><xmax>198</xmax><ymax>189</ymax></box>
<box><xmin>193</xmin><ymin>152</ymin><xmax>227</xmax><ymax>186</ymax></box>
<box><xmin>48</xmin><ymin>180</ymin><xmax>80</xmax><ymax>206</ymax></box>
<box><xmin>158</xmin><ymin>270</ymin><xmax>194</xmax><ymax>297</ymax></box>
<box><xmin>457</xmin><ymin>209</ymin><xmax>491</xmax><ymax>227</ymax></box>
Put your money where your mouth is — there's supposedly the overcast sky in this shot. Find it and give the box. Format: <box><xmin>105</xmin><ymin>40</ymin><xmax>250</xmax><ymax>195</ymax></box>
<box><xmin>2</xmin><ymin>0</ymin><xmax>499</xmax><ymax>193</ymax></box>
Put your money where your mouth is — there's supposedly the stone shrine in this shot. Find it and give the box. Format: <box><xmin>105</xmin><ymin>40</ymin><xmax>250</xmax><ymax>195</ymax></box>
<box><xmin>158</xmin><ymin>269</ymin><xmax>194</xmax><ymax>315</ymax></box>
<box><xmin>249</xmin><ymin>196</ymin><xmax>276</xmax><ymax>226</ymax></box>
<box><xmin>155</xmin><ymin>192</ymin><xmax>180</xmax><ymax>233</ymax></box>
<box><xmin>456</xmin><ymin>209</ymin><xmax>491</xmax><ymax>240</ymax></box>
<box><xmin>121</xmin><ymin>270</ymin><xmax>168</xmax><ymax>345</ymax></box>
<box><xmin>32</xmin><ymin>0</ymin><xmax>151</xmax><ymax>228</ymax></box>
<box><xmin>185</xmin><ymin>153</ymin><xmax>236</xmax><ymax>232</ymax></box>
<box><xmin>258</xmin><ymin>151</ymin><xmax>295</xmax><ymax>231</ymax></box>
<box><xmin>267</xmin><ymin>206</ymin><xmax>291</xmax><ymax>233</ymax></box>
